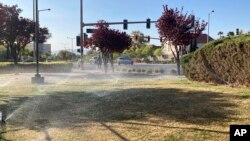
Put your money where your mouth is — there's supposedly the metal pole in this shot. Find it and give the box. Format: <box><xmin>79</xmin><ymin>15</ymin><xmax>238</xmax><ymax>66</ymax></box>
<box><xmin>71</xmin><ymin>38</ymin><xmax>73</xmax><ymax>55</ymax></box>
<box><xmin>33</xmin><ymin>0</ymin><xmax>36</xmax><ymax>60</ymax></box>
<box><xmin>32</xmin><ymin>0</ymin><xmax>44</xmax><ymax>83</ymax></box>
<box><xmin>207</xmin><ymin>10</ymin><xmax>214</xmax><ymax>43</ymax></box>
<box><xmin>207</xmin><ymin>13</ymin><xmax>210</xmax><ymax>43</ymax></box>
<box><xmin>35</xmin><ymin>0</ymin><xmax>40</xmax><ymax>77</ymax></box>
<box><xmin>80</xmin><ymin>0</ymin><xmax>84</xmax><ymax>69</ymax></box>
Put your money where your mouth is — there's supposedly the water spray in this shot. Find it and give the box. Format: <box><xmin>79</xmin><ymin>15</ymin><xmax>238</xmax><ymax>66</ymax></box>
<box><xmin>0</xmin><ymin>112</ymin><xmax>6</xmax><ymax>125</ymax></box>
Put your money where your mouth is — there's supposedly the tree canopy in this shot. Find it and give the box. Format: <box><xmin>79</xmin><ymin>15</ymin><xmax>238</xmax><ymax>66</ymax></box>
<box><xmin>156</xmin><ymin>5</ymin><xmax>206</xmax><ymax>46</ymax></box>
<box><xmin>84</xmin><ymin>20</ymin><xmax>131</xmax><ymax>72</ymax></box>
<box><xmin>156</xmin><ymin>5</ymin><xmax>207</xmax><ymax>75</ymax></box>
<box><xmin>89</xmin><ymin>21</ymin><xmax>131</xmax><ymax>54</ymax></box>
<box><xmin>0</xmin><ymin>2</ymin><xmax>51</xmax><ymax>64</ymax></box>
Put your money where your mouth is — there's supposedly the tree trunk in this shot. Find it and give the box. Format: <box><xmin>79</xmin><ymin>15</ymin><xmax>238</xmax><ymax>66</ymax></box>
<box><xmin>6</xmin><ymin>46</ymin><xmax>10</xmax><ymax>59</ymax></box>
<box><xmin>175</xmin><ymin>45</ymin><xmax>181</xmax><ymax>75</ymax></box>
<box><xmin>110</xmin><ymin>53</ymin><xmax>114</xmax><ymax>72</ymax></box>
<box><xmin>97</xmin><ymin>53</ymin><xmax>102</xmax><ymax>69</ymax></box>
<box><xmin>12</xmin><ymin>46</ymin><xmax>18</xmax><ymax>65</ymax></box>
<box><xmin>176</xmin><ymin>56</ymin><xmax>180</xmax><ymax>75</ymax></box>
<box><xmin>102</xmin><ymin>52</ymin><xmax>108</xmax><ymax>73</ymax></box>
<box><xmin>19</xmin><ymin>48</ymin><xmax>23</xmax><ymax>61</ymax></box>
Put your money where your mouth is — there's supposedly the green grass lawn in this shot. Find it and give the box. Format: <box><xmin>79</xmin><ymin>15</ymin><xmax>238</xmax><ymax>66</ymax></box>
<box><xmin>0</xmin><ymin>74</ymin><xmax>250</xmax><ymax>141</ymax></box>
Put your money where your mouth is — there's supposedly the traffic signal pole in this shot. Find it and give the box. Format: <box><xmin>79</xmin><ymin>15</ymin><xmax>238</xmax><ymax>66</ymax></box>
<box><xmin>80</xmin><ymin>0</ymin><xmax>84</xmax><ymax>70</ymax></box>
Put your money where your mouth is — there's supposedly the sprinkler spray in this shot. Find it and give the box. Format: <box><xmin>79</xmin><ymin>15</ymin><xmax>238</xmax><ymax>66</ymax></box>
<box><xmin>0</xmin><ymin>112</ymin><xmax>6</xmax><ymax>124</ymax></box>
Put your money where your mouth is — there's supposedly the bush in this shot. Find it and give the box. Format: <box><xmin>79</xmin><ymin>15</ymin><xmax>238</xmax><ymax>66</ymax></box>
<box><xmin>147</xmin><ymin>69</ymin><xmax>153</xmax><ymax>74</ymax></box>
<box><xmin>159</xmin><ymin>69</ymin><xmax>165</xmax><ymax>74</ymax></box>
<box><xmin>170</xmin><ymin>69</ymin><xmax>177</xmax><ymax>75</ymax></box>
<box><xmin>122</xmin><ymin>68</ymin><xmax>127</xmax><ymax>72</ymax></box>
<box><xmin>181</xmin><ymin>34</ymin><xmax>250</xmax><ymax>86</ymax></box>
<box><xmin>0</xmin><ymin>61</ymin><xmax>73</xmax><ymax>74</ymax></box>
<box><xmin>136</xmin><ymin>68</ymin><xmax>142</xmax><ymax>73</ymax></box>
<box><xmin>141</xmin><ymin>69</ymin><xmax>146</xmax><ymax>73</ymax></box>
<box><xmin>154</xmin><ymin>69</ymin><xmax>159</xmax><ymax>73</ymax></box>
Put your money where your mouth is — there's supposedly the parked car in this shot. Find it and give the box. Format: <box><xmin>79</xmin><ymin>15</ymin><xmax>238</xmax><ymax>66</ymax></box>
<box><xmin>90</xmin><ymin>56</ymin><xmax>98</xmax><ymax>64</ymax></box>
<box><xmin>22</xmin><ymin>58</ymin><xmax>33</xmax><ymax>62</ymax></box>
<box><xmin>46</xmin><ymin>58</ymin><xmax>53</xmax><ymax>62</ymax></box>
<box><xmin>117</xmin><ymin>56</ymin><xmax>133</xmax><ymax>65</ymax></box>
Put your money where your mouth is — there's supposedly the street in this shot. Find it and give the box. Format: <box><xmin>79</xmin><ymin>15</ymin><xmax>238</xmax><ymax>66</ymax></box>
<box><xmin>74</xmin><ymin>63</ymin><xmax>180</xmax><ymax>75</ymax></box>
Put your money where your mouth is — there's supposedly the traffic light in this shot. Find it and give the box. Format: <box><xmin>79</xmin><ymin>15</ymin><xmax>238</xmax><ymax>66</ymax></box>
<box><xmin>191</xmin><ymin>15</ymin><xmax>195</xmax><ymax>26</ymax></box>
<box><xmin>123</xmin><ymin>19</ymin><xmax>128</xmax><ymax>30</ymax></box>
<box><xmin>86</xmin><ymin>28</ymin><xmax>95</xmax><ymax>33</ymax></box>
<box><xmin>160</xmin><ymin>37</ymin><xmax>163</xmax><ymax>42</ymax></box>
<box><xmin>76</xmin><ymin>36</ymin><xmax>80</xmax><ymax>46</ymax></box>
<box><xmin>236</xmin><ymin>28</ymin><xmax>239</xmax><ymax>35</ymax></box>
<box><xmin>146</xmin><ymin>18</ymin><xmax>151</xmax><ymax>29</ymax></box>
<box><xmin>77</xmin><ymin>48</ymin><xmax>80</xmax><ymax>53</ymax></box>
<box><xmin>84</xmin><ymin>33</ymin><xmax>88</xmax><ymax>39</ymax></box>
<box><xmin>135</xmin><ymin>35</ymin><xmax>138</xmax><ymax>41</ymax></box>
<box><xmin>147</xmin><ymin>36</ymin><xmax>150</xmax><ymax>42</ymax></box>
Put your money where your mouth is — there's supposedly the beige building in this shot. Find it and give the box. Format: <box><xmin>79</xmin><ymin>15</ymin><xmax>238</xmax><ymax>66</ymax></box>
<box><xmin>26</xmin><ymin>43</ymin><xmax>51</xmax><ymax>55</ymax></box>
<box><xmin>162</xmin><ymin>34</ymin><xmax>213</xmax><ymax>61</ymax></box>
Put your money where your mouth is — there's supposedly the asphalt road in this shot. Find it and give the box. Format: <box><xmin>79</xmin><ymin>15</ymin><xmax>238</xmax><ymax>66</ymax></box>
<box><xmin>74</xmin><ymin>63</ymin><xmax>181</xmax><ymax>75</ymax></box>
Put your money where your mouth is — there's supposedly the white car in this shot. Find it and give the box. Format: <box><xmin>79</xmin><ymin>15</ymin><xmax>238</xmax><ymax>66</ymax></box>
<box><xmin>117</xmin><ymin>57</ymin><xmax>133</xmax><ymax>65</ymax></box>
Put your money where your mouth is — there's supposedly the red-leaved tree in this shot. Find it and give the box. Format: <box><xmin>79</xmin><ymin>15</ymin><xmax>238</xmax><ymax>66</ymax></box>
<box><xmin>85</xmin><ymin>20</ymin><xmax>131</xmax><ymax>73</ymax></box>
<box><xmin>156</xmin><ymin>5</ymin><xmax>207</xmax><ymax>75</ymax></box>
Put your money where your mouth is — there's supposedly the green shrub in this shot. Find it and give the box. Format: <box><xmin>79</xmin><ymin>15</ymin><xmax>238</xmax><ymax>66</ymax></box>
<box><xmin>170</xmin><ymin>69</ymin><xmax>177</xmax><ymax>75</ymax></box>
<box><xmin>141</xmin><ymin>69</ymin><xmax>146</xmax><ymax>73</ymax></box>
<box><xmin>181</xmin><ymin>34</ymin><xmax>250</xmax><ymax>86</ymax></box>
<box><xmin>137</xmin><ymin>68</ymin><xmax>142</xmax><ymax>73</ymax></box>
<box><xmin>122</xmin><ymin>68</ymin><xmax>127</xmax><ymax>72</ymax></box>
<box><xmin>159</xmin><ymin>69</ymin><xmax>165</xmax><ymax>74</ymax></box>
<box><xmin>0</xmin><ymin>61</ymin><xmax>73</xmax><ymax>73</ymax></box>
<box><xmin>154</xmin><ymin>69</ymin><xmax>160</xmax><ymax>73</ymax></box>
<box><xmin>180</xmin><ymin>53</ymin><xmax>193</xmax><ymax>79</ymax></box>
<box><xmin>147</xmin><ymin>69</ymin><xmax>153</xmax><ymax>74</ymax></box>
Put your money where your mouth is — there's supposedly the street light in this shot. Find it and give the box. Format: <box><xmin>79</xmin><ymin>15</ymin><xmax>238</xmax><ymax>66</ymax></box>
<box><xmin>67</xmin><ymin>37</ymin><xmax>75</xmax><ymax>60</ymax></box>
<box><xmin>32</xmin><ymin>0</ymin><xmax>50</xmax><ymax>84</ymax></box>
<box><xmin>207</xmin><ymin>10</ymin><xmax>214</xmax><ymax>43</ymax></box>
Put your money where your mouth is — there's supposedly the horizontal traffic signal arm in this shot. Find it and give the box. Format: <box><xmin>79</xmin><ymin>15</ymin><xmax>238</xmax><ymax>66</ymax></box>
<box><xmin>82</xmin><ymin>20</ymin><xmax>157</xmax><ymax>27</ymax></box>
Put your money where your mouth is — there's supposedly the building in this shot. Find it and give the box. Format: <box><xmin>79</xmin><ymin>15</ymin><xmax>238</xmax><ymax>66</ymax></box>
<box><xmin>26</xmin><ymin>43</ymin><xmax>51</xmax><ymax>55</ymax></box>
<box><xmin>162</xmin><ymin>34</ymin><xmax>213</xmax><ymax>61</ymax></box>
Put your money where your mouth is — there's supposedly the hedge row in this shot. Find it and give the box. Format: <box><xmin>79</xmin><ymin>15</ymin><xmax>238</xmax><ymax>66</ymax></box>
<box><xmin>0</xmin><ymin>62</ymin><xmax>73</xmax><ymax>73</ymax></box>
<box><xmin>181</xmin><ymin>35</ymin><xmax>250</xmax><ymax>86</ymax></box>
<box><xmin>116</xmin><ymin>67</ymin><xmax>165</xmax><ymax>74</ymax></box>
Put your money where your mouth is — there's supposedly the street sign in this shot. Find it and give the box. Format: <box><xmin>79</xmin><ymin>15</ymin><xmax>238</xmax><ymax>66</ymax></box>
<box><xmin>86</xmin><ymin>28</ymin><xmax>95</xmax><ymax>33</ymax></box>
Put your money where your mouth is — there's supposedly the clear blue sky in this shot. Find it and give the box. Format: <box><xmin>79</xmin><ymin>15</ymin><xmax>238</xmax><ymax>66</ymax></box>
<box><xmin>2</xmin><ymin>0</ymin><xmax>250</xmax><ymax>53</ymax></box>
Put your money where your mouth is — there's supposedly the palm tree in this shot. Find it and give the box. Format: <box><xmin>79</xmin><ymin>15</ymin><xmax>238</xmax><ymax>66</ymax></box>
<box><xmin>217</xmin><ymin>31</ymin><xmax>223</xmax><ymax>38</ymax></box>
<box><xmin>130</xmin><ymin>31</ymin><xmax>145</xmax><ymax>48</ymax></box>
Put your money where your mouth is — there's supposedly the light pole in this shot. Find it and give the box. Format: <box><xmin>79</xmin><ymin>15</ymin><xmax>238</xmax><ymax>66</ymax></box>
<box><xmin>207</xmin><ymin>10</ymin><xmax>214</xmax><ymax>43</ymax></box>
<box><xmin>67</xmin><ymin>37</ymin><xmax>75</xmax><ymax>60</ymax></box>
<box><xmin>32</xmin><ymin>0</ymin><xmax>50</xmax><ymax>84</ymax></box>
